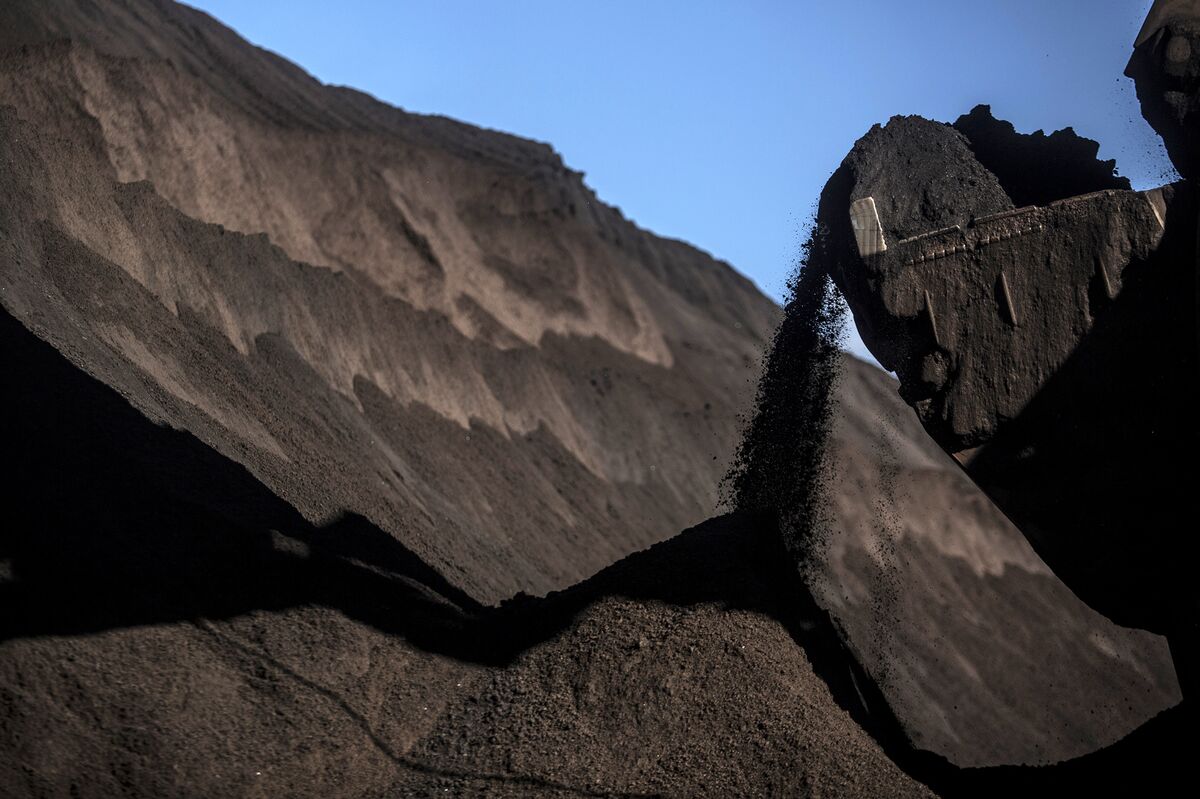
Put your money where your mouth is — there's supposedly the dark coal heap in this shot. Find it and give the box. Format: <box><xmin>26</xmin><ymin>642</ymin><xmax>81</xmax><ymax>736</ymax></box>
<box><xmin>953</xmin><ymin>104</ymin><xmax>1131</xmax><ymax>207</ymax></box>
<box><xmin>1</xmin><ymin>0</ymin><xmax>1191</xmax><ymax>795</ymax></box>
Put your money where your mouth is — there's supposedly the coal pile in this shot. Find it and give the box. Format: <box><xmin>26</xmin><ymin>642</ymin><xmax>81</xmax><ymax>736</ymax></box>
<box><xmin>0</xmin><ymin>0</ymin><xmax>1187</xmax><ymax>795</ymax></box>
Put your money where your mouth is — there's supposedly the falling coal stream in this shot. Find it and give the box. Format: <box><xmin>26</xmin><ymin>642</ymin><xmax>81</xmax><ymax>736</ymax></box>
<box><xmin>725</xmin><ymin>233</ymin><xmax>847</xmax><ymax>565</ymax></box>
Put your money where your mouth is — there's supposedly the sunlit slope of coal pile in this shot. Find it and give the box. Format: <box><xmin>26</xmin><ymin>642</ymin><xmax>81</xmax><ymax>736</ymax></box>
<box><xmin>0</xmin><ymin>0</ymin><xmax>778</xmax><ymax>604</ymax></box>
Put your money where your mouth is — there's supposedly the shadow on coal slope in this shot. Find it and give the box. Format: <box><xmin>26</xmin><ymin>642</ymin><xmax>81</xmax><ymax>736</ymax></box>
<box><xmin>0</xmin><ymin>302</ymin><xmax>485</xmax><ymax>649</ymax></box>
<box><xmin>1</xmin><ymin>302</ymin><xmax>1192</xmax><ymax>797</ymax></box>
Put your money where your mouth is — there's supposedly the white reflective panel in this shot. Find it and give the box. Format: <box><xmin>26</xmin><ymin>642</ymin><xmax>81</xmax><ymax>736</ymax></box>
<box><xmin>849</xmin><ymin>196</ymin><xmax>887</xmax><ymax>257</ymax></box>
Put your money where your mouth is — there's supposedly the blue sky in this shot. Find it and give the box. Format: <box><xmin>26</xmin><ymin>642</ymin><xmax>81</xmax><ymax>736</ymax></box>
<box><xmin>187</xmin><ymin>1</ymin><xmax>1172</xmax><ymax>359</ymax></box>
